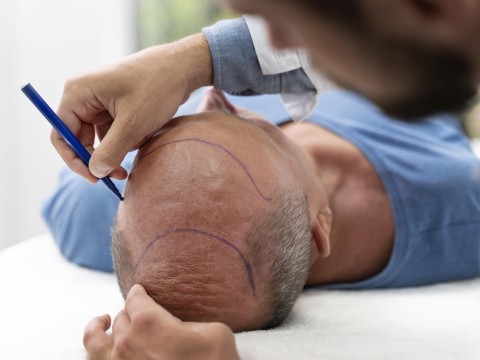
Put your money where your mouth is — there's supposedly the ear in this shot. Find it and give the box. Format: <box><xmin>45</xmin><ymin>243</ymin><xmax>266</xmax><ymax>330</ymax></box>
<box><xmin>404</xmin><ymin>0</ymin><xmax>479</xmax><ymax>43</ymax></box>
<box><xmin>311</xmin><ymin>208</ymin><xmax>332</xmax><ymax>258</ymax></box>
<box><xmin>196</xmin><ymin>87</ymin><xmax>238</xmax><ymax>114</ymax></box>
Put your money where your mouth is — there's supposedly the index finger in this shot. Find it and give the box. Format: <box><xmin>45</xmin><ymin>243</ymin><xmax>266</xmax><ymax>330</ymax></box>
<box><xmin>84</xmin><ymin>315</ymin><xmax>113</xmax><ymax>360</ymax></box>
<box><xmin>50</xmin><ymin>129</ymin><xmax>99</xmax><ymax>184</ymax></box>
<box><xmin>53</xmin><ymin>88</ymin><xmax>100</xmax><ymax>181</ymax></box>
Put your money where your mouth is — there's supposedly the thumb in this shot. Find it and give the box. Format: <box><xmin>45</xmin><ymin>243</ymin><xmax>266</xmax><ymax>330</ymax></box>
<box><xmin>89</xmin><ymin>114</ymin><xmax>141</xmax><ymax>178</ymax></box>
<box><xmin>125</xmin><ymin>285</ymin><xmax>181</xmax><ymax>324</ymax></box>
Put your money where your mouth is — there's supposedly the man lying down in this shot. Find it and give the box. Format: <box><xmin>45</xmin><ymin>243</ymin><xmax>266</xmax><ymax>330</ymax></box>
<box><xmin>44</xmin><ymin>89</ymin><xmax>480</xmax><ymax>332</ymax></box>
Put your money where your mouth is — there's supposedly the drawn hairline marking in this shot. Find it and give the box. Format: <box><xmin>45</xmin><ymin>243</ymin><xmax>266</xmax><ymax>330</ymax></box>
<box><xmin>134</xmin><ymin>227</ymin><xmax>256</xmax><ymax>296</ymax></box>
<box><xmin>138</xmin><ymin>137</ymin><xmax>272</xmax><ymax>201</ymax></box>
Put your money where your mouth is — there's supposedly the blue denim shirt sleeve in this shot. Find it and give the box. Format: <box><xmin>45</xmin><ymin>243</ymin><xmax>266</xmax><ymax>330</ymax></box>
<box><xmin>42</xmin><ymin>152</ymin><xmax>136</xmax><ymax>272</ymax></box>
<box><xmin>202</xmin><ymin>17</ymin><xmax>315</xmax><ymax>96</ymax></box>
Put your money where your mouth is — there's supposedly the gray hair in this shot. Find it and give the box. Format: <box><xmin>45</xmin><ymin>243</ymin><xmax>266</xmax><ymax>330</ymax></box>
<box><xmin>246</xmin><ymin>188</ymin><xmax>312</xmax><ymax>329</ymax></box>
<box><xmin>111</xmin><ymin>224</ymin><xmax>134</xmax><ymax>300</ymax></box>
<box><xmin>111</xmin><ymin>187</ymin><xmax>312</xmax><ymax>329</ymax></box>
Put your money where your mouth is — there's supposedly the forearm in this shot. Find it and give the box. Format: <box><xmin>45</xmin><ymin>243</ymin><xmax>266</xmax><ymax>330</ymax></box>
<box><xmin>172</xmin><ymin>32</ymin><xmax>214</xmax><ymax>93</ymax></box>
<box><xmin>203</xmin><ymin>17</ymin><xmax>315</xmax><ymax>96</ymax></box>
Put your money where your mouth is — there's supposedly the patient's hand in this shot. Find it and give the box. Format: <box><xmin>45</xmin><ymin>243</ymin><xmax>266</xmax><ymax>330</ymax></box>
<box><xmin>54</xmin><ymin>33</ymin><xmax>213</xmax><ymax>183</ymax></box>
<box><xmin>83</xmin><ymin>285</ymin><xmax>240</xmax><ymax>360</ymax></box>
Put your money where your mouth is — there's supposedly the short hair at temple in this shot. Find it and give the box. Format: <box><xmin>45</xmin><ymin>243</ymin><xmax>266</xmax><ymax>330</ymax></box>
<box><xmin>111</xmin><ymin>187</ymin><xmax>313</xmax><ymax>330</ymax></box>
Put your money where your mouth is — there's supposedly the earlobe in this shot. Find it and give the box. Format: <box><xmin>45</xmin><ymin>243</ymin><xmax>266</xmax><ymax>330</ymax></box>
<box><xmin>312</xmin><ymin>209</ymin><xmax>332</xmax><ymax>258</ymax></box>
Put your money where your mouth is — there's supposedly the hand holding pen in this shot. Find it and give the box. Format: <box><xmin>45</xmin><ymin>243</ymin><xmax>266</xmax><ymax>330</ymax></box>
<box><xmin>49</xmin><ymin>33</ymin><xmax>212</xmax><ymax>182</ymax></box>
<box><xmin>21</xmin><ymin>83</ymin><xmax>124</xmax><ymax>201</ymax></box>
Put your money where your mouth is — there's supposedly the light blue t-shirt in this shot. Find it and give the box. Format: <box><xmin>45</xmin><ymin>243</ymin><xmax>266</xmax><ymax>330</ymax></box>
<box><xmin>310</xmin><ymin>91</ymin><xmax>480</xmax><ymax>289</ymax></box>
<box><xmin>43</xmin><ymin>90</ymin><xmax>480</xmax><ymax>289</ymax></box>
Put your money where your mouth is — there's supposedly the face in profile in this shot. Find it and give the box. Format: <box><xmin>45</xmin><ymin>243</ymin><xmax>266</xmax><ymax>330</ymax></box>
<box><xmin>227</xmin><ymin>0</ymin><xmax>478</xmax><ymax>118</ymax></box>
<box><xmin>112</xmin><ymin>109</ymin><xmax>316</xmax><ymax>332</ymax></box>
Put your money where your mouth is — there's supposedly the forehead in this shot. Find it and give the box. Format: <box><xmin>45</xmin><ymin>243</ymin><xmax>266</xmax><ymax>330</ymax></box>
<box><xmin>117</xmin><ymin>113</ymin><xmax>282</xmax><ymax>240</ymax></box>
<box><xmin>130</xmin><ymin>113</ymin><xmax>281</xmax><ymax>194</ymax></box>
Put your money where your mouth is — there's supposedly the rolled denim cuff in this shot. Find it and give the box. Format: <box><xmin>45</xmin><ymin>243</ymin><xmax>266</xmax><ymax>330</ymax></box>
<box><xmin>203</xmin><ymin>17</ymin><xmax>315</xmax><ymax>96</ymax></box>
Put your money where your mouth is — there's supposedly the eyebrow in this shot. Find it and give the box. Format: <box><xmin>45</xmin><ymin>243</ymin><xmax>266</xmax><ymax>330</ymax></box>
<box><xmin>134</xmin><ymin>227</ymin><xmax>256</xmax><ymax>296</ymax></box>
<box><xmin>138</xmin><ymin>137</ymin><xmax>272</xmax><ymax>201</ymax></box>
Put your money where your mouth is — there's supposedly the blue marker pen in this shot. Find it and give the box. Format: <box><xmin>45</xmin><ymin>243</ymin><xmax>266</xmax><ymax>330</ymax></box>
<box><xmin>21</xmin><ymin>83</ymin><xmax>124</xmax><ymax>201</ymax></box>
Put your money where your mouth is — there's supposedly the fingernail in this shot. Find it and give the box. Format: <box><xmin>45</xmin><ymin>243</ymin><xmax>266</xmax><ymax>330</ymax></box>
<box><xmin>90</xmin><ymin>161</ymin><xmax>109</xmax><ymax>178</ymax></box>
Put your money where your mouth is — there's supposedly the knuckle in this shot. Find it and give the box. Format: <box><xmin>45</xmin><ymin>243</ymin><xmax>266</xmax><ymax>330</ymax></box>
<box><xmin>63</xmin><ymin>74</ymin><xmax>91</xmax><ymax>96</ymax></box>
<box><xmin>206</xmin><ymin>322</ymin><xmax>235</xmax><ymax>344</ymax></box>
<box><xmin>63</xmin><ymin>77</ymin><xmax>79</xmax><ymax>92</ymax></box>
<box><xmin>132</xmin><ymin>311</ymin><xmax>154</xmax><ymax>330</ymax></box>
<box><xmin>210</xmin><ymin>322</ymin><xmax>231</xmax><ymax>336</ymax></box>
<box><xmin>114</xmin><ymin>335</ymin><xmax>131</xmax><ymax>355</ymax></box>
<box><xmin>83</xmin><ymin>328</ymin><xmax>94</xmax><ymax>347</ymax></box>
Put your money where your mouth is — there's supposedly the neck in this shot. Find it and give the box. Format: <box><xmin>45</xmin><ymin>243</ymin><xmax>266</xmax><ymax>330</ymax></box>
<box><xmin>281</xmin><ymin>121</ymin><xmax>394</xmax><ymax>286</ymax></box>
<box><xmin>280</xmin><ymin>121</ymin><xmax>355</xmax><ymax>202</ymax></box>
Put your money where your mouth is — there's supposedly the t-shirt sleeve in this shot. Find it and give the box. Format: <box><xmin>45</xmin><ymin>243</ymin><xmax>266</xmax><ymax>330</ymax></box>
<box><xmin>202</xmin><ymin>17</ymin><xmax>316</xmax><ymax>96</ymax></box>
<box><xmin>42</xmin><ymin>152</ymin><xmax>136</xmax><ymax>272</ymax></box>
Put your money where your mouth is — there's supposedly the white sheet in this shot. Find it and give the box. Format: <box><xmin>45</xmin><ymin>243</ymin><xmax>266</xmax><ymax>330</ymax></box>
<box><xmin>0</xmin><ymin>234</ymin><xmax>479</xmax><ymax>360</ymax></box>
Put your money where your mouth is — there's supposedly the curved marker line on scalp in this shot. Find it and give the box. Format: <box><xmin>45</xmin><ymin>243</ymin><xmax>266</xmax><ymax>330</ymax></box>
<box><xmin>138</xmin><ymin>138</ymin><xmax>272</xmax><ymax>201</ymax></box>
<box><xmin>134</xmin><ymin>228</ymin><xmax>256</xmax><ymax>296</ymax></box>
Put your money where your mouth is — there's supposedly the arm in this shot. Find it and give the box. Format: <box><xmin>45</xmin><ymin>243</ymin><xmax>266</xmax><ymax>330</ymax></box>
<box><xmin>42</xmin><ymin>152</ymin><xmax>136</xmax><ymax>272</ymax></box>
<box><xmin>203</xmin><ymin>17</ymin><xmax>316</xmax><ymax>96</ymax></box>
<box><xmin>243</xmin><ymin>15</ymin><xmax>336</xmax><ymax>120</ymax></box>
<box><xmin>54</xmin><ymin>33</ymin><xmax>213</xmax><ymax>181</ymax></box>
<box><xmin>84</xmin><ymin>285</ymin><xmax>240</xmax><ymax>360</ymax></box>
<box><xmin>54</xmin><ymin>17</ymin><xmax>314</xmax><ymax>182</ymax></box>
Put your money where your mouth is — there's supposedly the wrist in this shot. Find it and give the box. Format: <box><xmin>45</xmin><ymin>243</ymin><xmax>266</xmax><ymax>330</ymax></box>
<box><xmin>174</xmin><ymin>33</ymin><xmax>214</xmax><ymax>93</ymax></box>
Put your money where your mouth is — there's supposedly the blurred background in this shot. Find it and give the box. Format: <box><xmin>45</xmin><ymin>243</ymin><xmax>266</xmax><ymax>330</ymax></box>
<box><xmin>0</xmin><ymin>0</ymin><xmax>233</xmax><ymax>250</ymax></box>
<box><xmin>0</xmin><ymin>0</ymin><xmax>478</xmax><ymax>251</ymax></box>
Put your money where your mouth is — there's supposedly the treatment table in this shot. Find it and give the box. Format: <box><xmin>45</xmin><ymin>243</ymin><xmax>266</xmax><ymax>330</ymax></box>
<box><xmin>0</xmin><ymin>233</ymin><xmax>479</xmax><ymax>360</ymax></box>
<box><xmin>1</xmin><ymin>140</ymin><xmax>480</xmax><ymax>359</ymax></box>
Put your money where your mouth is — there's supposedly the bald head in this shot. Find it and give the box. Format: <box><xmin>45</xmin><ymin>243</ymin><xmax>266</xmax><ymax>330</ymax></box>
<box><xmin>113</xmin><ymin>112</ymin><xmax>314</xmax><ymax>331</ymax></box>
